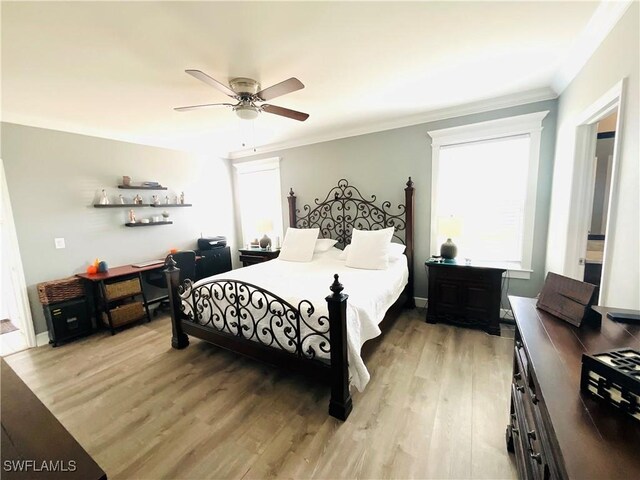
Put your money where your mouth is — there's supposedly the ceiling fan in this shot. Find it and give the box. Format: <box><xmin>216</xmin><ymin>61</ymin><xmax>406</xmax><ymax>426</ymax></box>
<box><xmin>175</xmin><ymin>70</ymin><xmax>309</xmax><ymax>122</ymax></box>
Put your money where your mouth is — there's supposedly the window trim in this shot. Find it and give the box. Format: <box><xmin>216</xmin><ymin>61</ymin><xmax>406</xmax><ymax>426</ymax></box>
<box><xmin>428</xmin><ymin>111</ymin><xmax>549</xmax><ymax>280</ymax></box>
<box><xmin>233</xmin><ymin>157</ymin><xmax>283</xmax><ymax>246</ymax></box>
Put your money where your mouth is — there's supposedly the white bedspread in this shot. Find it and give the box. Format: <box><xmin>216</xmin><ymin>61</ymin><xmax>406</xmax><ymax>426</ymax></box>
<box><xmin>185</xmin><ymin>248</ymin><xmax>408</xmax><ymax>391</ymax></box>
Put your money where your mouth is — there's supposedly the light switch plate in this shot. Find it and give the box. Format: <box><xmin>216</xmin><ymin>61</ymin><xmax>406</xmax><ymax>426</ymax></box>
<box><xmin>54</xmin><ymin>238</ymin><xmax>65</xmax><ymax>249</ymax></box>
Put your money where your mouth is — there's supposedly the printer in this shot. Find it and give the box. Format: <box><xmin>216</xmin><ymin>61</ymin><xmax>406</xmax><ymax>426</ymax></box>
<box><xmin>197</xmin><ymin>236</ymin><xmax>227</xmax><ymax>251</ymax></box>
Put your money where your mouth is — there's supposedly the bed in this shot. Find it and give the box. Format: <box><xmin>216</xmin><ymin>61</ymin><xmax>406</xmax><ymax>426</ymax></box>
<box><xmin>165</xmin><ymin>178</ymin><xmax>415</xmax><ymax>420</ymax></box>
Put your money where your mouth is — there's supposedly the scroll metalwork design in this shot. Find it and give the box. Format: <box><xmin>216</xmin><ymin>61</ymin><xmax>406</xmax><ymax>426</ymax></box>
<box><xmin>294</xmin><ymin>178</ymin><xmax>407</xmax><ymax>247</ymax></box>
<box><xmin>178</xmin><ymin>279</ymin><xmax>330</xmax><ymax>360</ymax></box>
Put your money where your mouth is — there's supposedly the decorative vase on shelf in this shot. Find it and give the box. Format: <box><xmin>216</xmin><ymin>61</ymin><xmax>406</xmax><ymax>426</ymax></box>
<box><xmin>162</xmin><ymin>210</ymin><xmax>170</xmax><ymax>220</ymax></box>
<box><xmin>99</xmin><ymin>189</ymin><xmax>110</xmax><ymax>205</ymax></box>
<box><xmin>440</xmin><ymin>238</ymin><xmax>458</xmax><ymax>260</ymax></box>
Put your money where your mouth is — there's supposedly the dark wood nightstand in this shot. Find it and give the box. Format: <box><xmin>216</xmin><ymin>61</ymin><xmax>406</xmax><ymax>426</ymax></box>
<box><xmin>425</xmin><ymin>259</ymin><xmax>505</xmax><ymax>336</ymax></box>
<box><xmin>238</xmin><ymin>248</ymin><xmax>280</xmax><ymax>267</ymax></box>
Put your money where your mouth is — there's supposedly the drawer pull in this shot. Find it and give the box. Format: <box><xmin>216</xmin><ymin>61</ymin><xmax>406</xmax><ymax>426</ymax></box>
<box><xmin>531</xmin><ymin>394</ymin><xmax>539</xmax><ymax>404</ymax></box>
<box><xmin>516</xmin><ymin>384</ymin><xmax>525</xmax><ymax>393</ymax></box>
<box><xmin>527</xmin><ymin>430</ymin><xmax>536</xmax><ymax>440</ymax></box>
<box><xmin>530</xmin><ymin>452</ymin><xmax>542</xmax><ymax>464</ymax></box>
<box><xmin>514</xmin><ymin>372</ymin><xmax>522</xmax><ymax>381</ymax></box>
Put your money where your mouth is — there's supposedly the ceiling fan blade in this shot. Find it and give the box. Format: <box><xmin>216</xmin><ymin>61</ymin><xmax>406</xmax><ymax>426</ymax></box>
<box><xmin>174</xmin><ymin>103</ymin><xmax>233</xmax><ymax>112</ymax></box>
<box><xmin>256</xmin><ymin>78</ymin><xmax>304</xmax><ymax>101</ymax></box>
<box><xmin>185</xmin><ymin>70</ymin><xmax>237</xmax><ymax>97</ymax></box>
<box><xmin>262</xmin><ymin>104</ymin><xmax>309</xmax><ymax>122</ymax></box>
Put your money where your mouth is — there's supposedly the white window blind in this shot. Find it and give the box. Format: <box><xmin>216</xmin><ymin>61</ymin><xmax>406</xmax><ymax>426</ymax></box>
<box><xmin>435</xmin><ymin>134</ymin><xmax>531</xmax><ymax>266</ymax></box>
<box><xmin>235</xmin><ymin>159</ymin><xmax>283</xmax><ymax>246</ymax></box>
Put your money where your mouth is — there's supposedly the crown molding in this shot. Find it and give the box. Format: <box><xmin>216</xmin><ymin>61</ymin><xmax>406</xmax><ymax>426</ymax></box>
<box><xmin>551</xmin><ymin>0</ymin><xmax>633</xmax><ymax>95</ymax></box>
<box><xmin>226</xmin><ymin>87</ymin><xmax>557</xmax><ymax>159</ymax></box>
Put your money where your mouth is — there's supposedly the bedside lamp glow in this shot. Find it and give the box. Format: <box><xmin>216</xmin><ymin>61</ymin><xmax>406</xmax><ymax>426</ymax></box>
<box><xmin>438</xmin><ymin>216</ymin><xmax>462</xmax><ymax>260</ymax></box>
<box><xmin>257</xmin><ymin>219</ymin><xmax>274</xmax><ymax>249</ymax></box>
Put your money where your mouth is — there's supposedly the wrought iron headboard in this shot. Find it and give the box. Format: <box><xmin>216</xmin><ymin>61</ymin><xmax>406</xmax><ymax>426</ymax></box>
<box><xmin>287</xmin><ymin>176</ymin><xmax>415</xmax><ymax>307</ymax></box>
<box><xmin>287</xmin><ymin>178</ymin><xmax>414</xmax><ymax>248</ymax></box>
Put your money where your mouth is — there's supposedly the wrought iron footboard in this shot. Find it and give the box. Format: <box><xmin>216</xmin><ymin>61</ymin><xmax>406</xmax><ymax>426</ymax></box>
<box><xmin>178</xmin><ymin>278</ymin><xmax>331</xmax><ymax>361</ymax></box>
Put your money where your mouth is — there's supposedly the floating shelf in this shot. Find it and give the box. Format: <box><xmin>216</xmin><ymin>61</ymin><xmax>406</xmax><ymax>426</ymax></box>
<box><xmin>94</xmin><ymin>203</ymin><xmax>151</xmax><ymax>208</ymax></box>
<box><xmin>150</xmin><ymin>204</ymin><xmax>192</xmax><ymax>207</ymax></box>
<box><xmin>118</xmin><ymin>185</ymin><xmax>168</xmax><ymax>190</ymax></box>
<box><xmin>94</xmin><ymin>204</ymin><xmax>191</xmax><ymax>208</ymax></box>
<box><xmin>125</xmin><ymin>221</ymin><xmax>173</xmax><ymax>227</ymax></box>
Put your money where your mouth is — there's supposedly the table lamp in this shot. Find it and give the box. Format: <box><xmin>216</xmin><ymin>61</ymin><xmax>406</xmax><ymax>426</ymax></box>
<box><xmin>257</xmin><ymin>219</ymin><xmax>274</xmax><ymax>249</ymax></box>
<box><xmin>438</xmin><ymin>216</ymin><xmax>462</xmax><ymax>260</ymax></box>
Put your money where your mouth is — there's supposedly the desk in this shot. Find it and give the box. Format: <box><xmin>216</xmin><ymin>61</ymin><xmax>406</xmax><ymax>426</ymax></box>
<box><xmin>77</xmin><ymin>264</ymin><xmax>161</xmax><ymax>334</ymax></box>
<box><xmin>1</xmin><ymin>359</ymin><xmax>107</xmax><ymax>480</ymax></box>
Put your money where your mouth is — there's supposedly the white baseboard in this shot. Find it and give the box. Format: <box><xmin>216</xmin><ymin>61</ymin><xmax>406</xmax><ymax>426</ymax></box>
<box><xmin>36</xmin><ymin>332</ymin><xmax>50</xmax><ymax>347</ymax></box>
<box><xmin>414</xmin><ymin>297</ymin><xmax>428</xmax><ymax>308</ymax></box>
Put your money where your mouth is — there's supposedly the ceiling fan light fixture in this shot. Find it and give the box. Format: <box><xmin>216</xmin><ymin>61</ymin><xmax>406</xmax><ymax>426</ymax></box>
<box><xmin>235</xmin><ymin>105</ymin><xmax>259</xmax><ymax>120</ymax></box>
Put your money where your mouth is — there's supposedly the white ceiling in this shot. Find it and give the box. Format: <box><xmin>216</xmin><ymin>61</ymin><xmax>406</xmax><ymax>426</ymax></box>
<box><xmin>0</xmin><ymin>1</ymin><xmax>625</xmax><ymax>158</ymax></box>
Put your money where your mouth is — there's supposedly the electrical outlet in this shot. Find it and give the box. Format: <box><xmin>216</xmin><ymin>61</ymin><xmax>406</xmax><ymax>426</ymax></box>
<box><xmin>54</xmin><ymin>238</ymin><xmax>65</xmax><ymax>249</ymax></box>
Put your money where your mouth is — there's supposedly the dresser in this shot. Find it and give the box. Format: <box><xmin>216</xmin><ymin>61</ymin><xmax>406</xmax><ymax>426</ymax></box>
<box><xmin>426</xmin><ymin>260</ymin><xmax>505</xmax><ymax>335</ymax></box>
<box><xmin>507</xmin><ymin>296</ymin><xmax>640</xmax><ymax>479</ymax></box>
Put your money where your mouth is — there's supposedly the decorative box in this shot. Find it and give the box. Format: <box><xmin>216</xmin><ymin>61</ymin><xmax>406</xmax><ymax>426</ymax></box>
<box><xmin>580</xmin><ymin>348</ymin><xmax>640</xmax><ymax>422</ymax></box>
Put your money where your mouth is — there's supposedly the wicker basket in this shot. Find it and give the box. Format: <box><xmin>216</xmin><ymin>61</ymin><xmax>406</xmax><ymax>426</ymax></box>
<box><xmin>102</xmin><ymin>301</ymin><xmax>145</xmax><ymax>328</ymax></box>
<box><xmin>104</xmin><ymin>278</ymin><xmax>141</xmax><ymax>301</ymax></box>
<box><xmin>37</xmin><ymin>277</ymin><xmax>85</xmax><ymax>305</ymax></box>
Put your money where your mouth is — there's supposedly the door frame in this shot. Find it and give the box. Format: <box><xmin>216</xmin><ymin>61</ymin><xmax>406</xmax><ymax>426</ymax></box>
<box><xmin>1</xmin><ymin>159</ymin><xmax>37</xmax><ymax>347</ymax></box>
<box><xmin>565</xmin><ymin>78</ymin><xmax>626</xmax><ymax>304</ymax></box>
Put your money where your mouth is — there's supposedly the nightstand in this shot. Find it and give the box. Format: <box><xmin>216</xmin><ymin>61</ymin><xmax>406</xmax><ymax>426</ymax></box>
<box><xmin>238</xmin><ymin>248</ymin><xmax>280</xmax><ymax>267</ymax></box>
<box><xmin>425</xmin><ymin>259</ymin><xmax>505</xmax><ymax>336</ymax></box>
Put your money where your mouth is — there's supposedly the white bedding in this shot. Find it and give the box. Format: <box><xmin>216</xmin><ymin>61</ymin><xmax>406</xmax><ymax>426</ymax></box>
<box><xmin>183</xmin><ymin>247</ymin><xmax>408</xmax><ymax>391</ymax></box>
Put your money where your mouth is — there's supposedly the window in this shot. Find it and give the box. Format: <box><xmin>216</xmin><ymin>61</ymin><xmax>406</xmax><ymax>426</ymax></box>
<box><xmin>234</xmin><ymin>157</ymin><xmax>284</xmax><ymax>247</ymax></box>
<box><xmin>428</xmin><ymin>111</ymin><xmax>548</xmax><ymax>278</ymax></box>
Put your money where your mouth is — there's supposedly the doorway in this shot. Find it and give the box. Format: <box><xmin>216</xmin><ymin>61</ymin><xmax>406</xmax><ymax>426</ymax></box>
<box><xmin>583</xmin><ymin>110</ymin><xmax>617</xmax><ymax>303</ymax></box>
<box><xmin>1</xmin><ymin>158</ymin><xmax>36</xmax><ymax>355</ymax></box>
<box><xmin>568</xmin><ymin>79</ymin><xmax>626</xmax><ymax>306</ymax></box>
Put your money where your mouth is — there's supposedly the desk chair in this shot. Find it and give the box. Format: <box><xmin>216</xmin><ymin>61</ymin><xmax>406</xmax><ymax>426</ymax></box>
<box><xmin>146</xmin><ymin>250</ymin><xmax>196</xmax><ymax>316</ymax></box>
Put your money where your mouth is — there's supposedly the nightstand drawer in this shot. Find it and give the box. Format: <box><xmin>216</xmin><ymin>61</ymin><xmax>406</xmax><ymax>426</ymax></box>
<box><xmin>238</xmin><ymin>249</ymin><xmax>280</xmax><ymax>267</ymax></box>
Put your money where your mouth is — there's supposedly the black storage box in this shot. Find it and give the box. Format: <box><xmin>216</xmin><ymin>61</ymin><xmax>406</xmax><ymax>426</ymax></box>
<box><xmin>197</xmin><ymin>236</ymin><xmax>227</xmax><ymax>251</ymax></box>
<box><xmin>43</xmin><ymin>297</ymin><xmax>93</xmax><ymax>347</ymax></box>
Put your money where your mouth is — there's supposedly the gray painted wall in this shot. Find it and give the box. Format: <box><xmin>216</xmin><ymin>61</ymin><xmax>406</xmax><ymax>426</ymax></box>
<box><xmin>2</xmin><ymin>123</ymin><xmax>235</xmax><ymax>334</ymax></box>
<box><xmin>233</xmin><ymin>99</ymin><xmax>558</xmax><ymax>303</ymax></box>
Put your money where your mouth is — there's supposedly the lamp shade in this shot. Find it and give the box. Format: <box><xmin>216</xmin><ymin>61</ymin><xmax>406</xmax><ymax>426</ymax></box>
<box><xmin>257</xmin><ymin>219</ymin><xmax>274</xmax><ymax>233</ymax></box>
<box><xmin>438</xmin><ymin>216</ymin><xmax>462</xmax><ymax>238</ymax></box>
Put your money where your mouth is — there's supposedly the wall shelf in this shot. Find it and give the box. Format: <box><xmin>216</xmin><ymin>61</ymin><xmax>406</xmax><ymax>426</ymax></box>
<box><xmin>150</xmin><ymin>204</ymin><xmax>192</xmax><ymax>207</ymax></box>
<box><xmin>125</xmin><ymin>221</ymin><xmax>173</xmax><ymax>227</ymax></box>
<box><xmin>94</xmin><ymin>204</ymin><xmax>191</xmax><ymax>208</ymax></box>
<box><xmin>118</xmin><ymin>185</ymin><xmax>168</xmax><ymax>190</ymax></box>
<box><xmin>94</xmin><ymin>204</ymin><xmax>151</xmax><ymax>208</ymax></box>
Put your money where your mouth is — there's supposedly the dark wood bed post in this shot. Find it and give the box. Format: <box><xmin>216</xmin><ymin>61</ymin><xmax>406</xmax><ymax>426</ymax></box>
<box><xmin>326</xmin><ymin>274</ymin><xmax>353</xmax><ymax>421</ymax></box>
<box><xmin>165</xmin><ymin>255</ymin><xmax>189</xmax><ymax>349</ymax></box>
<box><xmin>288</xmin><ymin>188</ymin><xmax>297</xmax><ymax>227</ymax></box>
<box><xmin>404</xmin><ymin>177</ymin><xmax>416</xmax><ymax>308</ymax></box>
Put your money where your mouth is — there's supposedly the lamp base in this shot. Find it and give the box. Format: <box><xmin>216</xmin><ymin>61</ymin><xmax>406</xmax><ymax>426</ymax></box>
<box><xmin>440</xmin><ymin>238</ymin><xmax>457</xmax><ymax>260</ymax></box>
<box><xmin>259</xmin><ymin>234</ymin><xmax>272</xmax><ymax>249</ymax></box>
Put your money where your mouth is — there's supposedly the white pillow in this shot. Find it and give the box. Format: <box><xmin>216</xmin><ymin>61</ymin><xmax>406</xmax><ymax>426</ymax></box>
<box><xmin>340</xmin><ymin>241</ymin><xmax>405</xmax><ymax>261</ymax></box>
<box><xmin>345</xmin><ymin>227</ymin><xmax>395</xmax><ymax>270</ymax></box>
<box><xmin>314</xmin><ymin>238</ymin><xmax>338</xmax><ymax>253</ymax></box>
<box><xmin>279</xmin><ymin>228</ymin><xmax>320</xmax><ymax>262</ymax></box>
<box><xmin>388</xmin><ymin>242</ymin><xmax>406</xmax><ymax>261</ymax></box>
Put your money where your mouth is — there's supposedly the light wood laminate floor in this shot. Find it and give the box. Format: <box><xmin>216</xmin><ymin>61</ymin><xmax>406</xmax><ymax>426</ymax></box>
<box><xmin>4</xmin><ymin>309</ymin><xmax>516</xmax><ymax>479</ymax></box>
